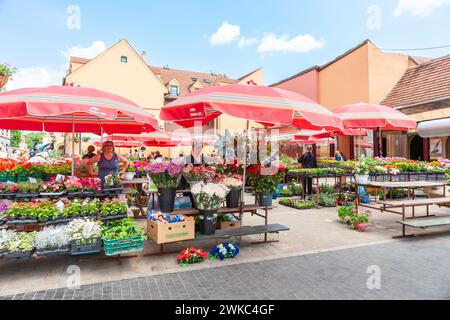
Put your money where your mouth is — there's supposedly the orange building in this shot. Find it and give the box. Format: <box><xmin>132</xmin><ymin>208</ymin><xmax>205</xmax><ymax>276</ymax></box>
<box><xmin>271</xmin><ymin>39</ymin><xmax>431</xmax><ymax>160</ymax></box>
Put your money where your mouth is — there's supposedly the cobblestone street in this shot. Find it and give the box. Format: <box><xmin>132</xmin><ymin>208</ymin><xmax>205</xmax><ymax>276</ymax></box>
<box><xmin>2</xmin><ymin>235</ymin><xmax>450</xmax><ymax>300</ymax></box>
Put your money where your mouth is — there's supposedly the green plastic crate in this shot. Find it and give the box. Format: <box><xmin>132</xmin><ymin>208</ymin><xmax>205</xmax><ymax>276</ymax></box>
<box><xmin>0</xmin><ymin>173</ymin><xmax>17</xmax><ymax>183</ymax></box>
<box><xmin>103</xmin><ymin>236</ymin><xmax>143</xmax><ymax>256</ymax></box>
<box><xmin>16</xmin><ymin>173</ymin><xmax>44</xmax><ymax>182</ymax></box>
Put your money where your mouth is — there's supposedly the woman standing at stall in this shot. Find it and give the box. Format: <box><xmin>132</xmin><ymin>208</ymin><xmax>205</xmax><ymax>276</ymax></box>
<box><xmin>87</xmin><ymin>141</ymin><xmax>129</xmax><ymax>184</ymax></box>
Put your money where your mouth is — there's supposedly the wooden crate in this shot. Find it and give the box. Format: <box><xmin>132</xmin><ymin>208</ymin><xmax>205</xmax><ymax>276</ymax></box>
<box><xmin>147</xmin><ymin>219</ymin><xmax>194</xmax><ymax>244</ymax></box>
<box><xmin>217</xmin><ymin>221</ymin><xmax>241</xmax><ymax>230</ymax></box>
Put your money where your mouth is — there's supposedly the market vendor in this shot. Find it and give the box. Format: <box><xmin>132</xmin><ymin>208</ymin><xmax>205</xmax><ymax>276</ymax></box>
<box><xmin>86</xmin><ymin>141</ymin><xmax>129</xmax><ymax>184</ymax></box>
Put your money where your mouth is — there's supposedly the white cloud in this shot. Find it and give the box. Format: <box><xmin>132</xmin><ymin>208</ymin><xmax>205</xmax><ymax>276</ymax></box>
<box><xmin>210</xmin><ymin>22</ymin><xmax>241</xmax><ymax>45</ymax></box>
<box><xmin>394</xmin><ymin>0</ymin><xmax>450</xmax><ymax>17</ymax></box>
<box><xmin>5</xmin><ymin>65</ymin><xmax>66</xmax><ymax>91</ymax></box>
<box><xmin>238</xmin><ymin>37</ymin><xmax>258</xmax><ymax>48</ymax></box>
<box><xmin>257</xmin><ymin>33</ymin><xmax>324</xmax><ymax>54</ymax></box>
<box><xmin>60</xmin><ymin>40</ymin><xmax>106</xmax><ymax>61</ymax></box>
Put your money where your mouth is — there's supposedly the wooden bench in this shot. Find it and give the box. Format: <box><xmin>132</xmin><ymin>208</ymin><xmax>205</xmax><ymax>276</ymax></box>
<box><xmin>377</xmin><ymin>197</ymin><xmax>450</xmax><ymax>237</ymax></box>
<box><xmin>148</xmin><ymin>223</ymin><xmax>290</xmax><ymax>255</ymax></box>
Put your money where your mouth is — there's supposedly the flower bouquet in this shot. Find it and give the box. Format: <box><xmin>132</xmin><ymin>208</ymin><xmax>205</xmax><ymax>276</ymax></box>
<box><xmin>223</xmin><ymin>176</ymin><xmax>243</xmax><ymax>208</ymax></box>
<box><xmin>209</xmin><ymin>242</ymin><xmax>240</xmax><ymax>260</ymax></box>
<box><xmin>145</xmin><ymin>160</ymin><xmax>184</xmax><ymax>213</ymax></box>
<box><xmin>191</xmin><ymin>182</ymin><xmax>229</xmax><ymax>235</ymax></box>
<box><xmin>177</xmin><ymin>247</ymin><xmax>208</xmax><ymax>267</ymax></box>
<box><xmin>183</xmin><ymin>165</ymin><xmax>216</xmax><ymax>185</ymax></box>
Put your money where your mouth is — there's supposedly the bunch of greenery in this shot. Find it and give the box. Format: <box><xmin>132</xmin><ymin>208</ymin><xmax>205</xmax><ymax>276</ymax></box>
<box><xmin>101</xmin><ymin>218</ymin><xmax>146</xmax><ymax>241</ymax></box>
<box><xmin>100</xmin><ymin>198</ymin><xmax>127</xmax><ymax>216</ymax></box>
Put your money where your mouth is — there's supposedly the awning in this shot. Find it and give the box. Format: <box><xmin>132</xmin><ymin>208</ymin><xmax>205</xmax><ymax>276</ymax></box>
<box><xmin>418</xmin><ymin>118</ymin><xmax>450</xmax><ymax>138</ymax></box>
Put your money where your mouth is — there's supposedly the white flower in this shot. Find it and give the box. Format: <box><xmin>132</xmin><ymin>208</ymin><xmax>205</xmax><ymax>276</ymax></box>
<box><xmin>223</xmin><ymin>177</ymin><xmax>243</xmax><ymax>188</ymax></box>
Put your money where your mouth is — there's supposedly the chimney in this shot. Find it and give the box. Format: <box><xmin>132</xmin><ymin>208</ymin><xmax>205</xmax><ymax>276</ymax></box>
<box><xmin>141</xmin><ymin>51</ymin><xmax>148</xmax><ymax>63</ymax></box>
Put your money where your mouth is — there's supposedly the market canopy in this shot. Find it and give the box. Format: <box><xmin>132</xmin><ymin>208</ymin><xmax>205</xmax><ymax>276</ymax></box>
<box><xmin>290</xmin><ymin>138</ymin><xmax>336</xmax><ymax>145</ymax></box>
<box><xmin>333</xmin><ymin>103</ymin><xmax>416</xmax><ymax>130</ymax></box>
<box><xmin>418</xmin><ymin>119</ymin><xmax>450</xmax><ymax>138</ymax></box>
<box><xmin>160</xmin><ymin>84</ymin><xmax>343</xmax><ymax>131</ymax></box>
<box><xmin>0</xmin><ymin>85</ymin><xmax>160</xmax><ymax>134</ymax></box>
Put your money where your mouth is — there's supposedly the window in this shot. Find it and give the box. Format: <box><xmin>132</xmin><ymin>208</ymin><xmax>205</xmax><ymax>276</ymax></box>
<box><xmin>170</xmin><ymin>85</ymin><xmax>179</xmax><ymax>96</ymax></box>
<box><xmin>120</xmin><ymin>56</ymin><xmax>128</xmax><ymax>63</ymax></box>
<box><xmin>203</xmin><ymin>79</ymin><xmax>211</xmax><ymax>84</ymax></box>
<box><xmin>191</xmin><ymin>77</ymin><xmax>198</xmax><ymax>82</ymax></box>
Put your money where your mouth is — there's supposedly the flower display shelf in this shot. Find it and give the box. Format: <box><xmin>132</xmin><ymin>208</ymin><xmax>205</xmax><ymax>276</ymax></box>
<box><xmin>0</xmin><ymin>192</ymin><xmax>17</xmax><ymax>200</ymax></box>
<box><xmin>99</xmin><ymin>213</ymin><xmax>128</xmax><ymax>222</ymax></box>
<box><xmin>16</xmin><ymin>173</ymin><xmax>44</xmax><ymax>183</ymax></box>
<box><xmin>41</xmin><ymin>218</ymin><xmax>72</xmax><ymax>226</ymax></box>
<box><xmin>35</xmin><ymin>246</ymin><xmax>70</xmax><ymax>257</ymax></box>
<box><xmin>102</xmin><ymin>187</ymin><xmax>123</xmax><ymax>195</ymax></box>
<box><xmin>70</xmin><ymin>237</ymin><xmax>102</xmax><ymax>256</ymax></box>
<box><xmin>67</xmin><ymin>191</ymin><xmax>82</xmax><ymax>198</ymax></box>
<box><xmin>7</xmin><ymin>218</ymin><xmax>38</xmax><ymax>225</ymax></box>
<box><xmin>103</xmin><ymin>235</ymin><xmax>143</xmax><ymax>256</ymax></box>
<box><xmin>4</xmin><ymin>249</ymin><xmax>35</xmax><ymax>260</ymax></box>
<box><xmin>15</xmin><ymin>193</ymin><xmax>40</xmax><ymax>200</ymax></box>
<box><xmin>39</xmin><ymin>191</ymin><xmax>66</xmax><ymax>199</ymax></box>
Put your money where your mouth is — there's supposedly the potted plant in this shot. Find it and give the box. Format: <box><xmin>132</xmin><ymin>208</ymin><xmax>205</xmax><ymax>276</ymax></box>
<box><xmin>223</xmin><ymin>176</ymin><xmax>243</xmax><ymax>208</ymax></box>
<box><xmin>100</xmin><ymin>197</ymin><xmax>127</xmax><ymax>221</ymax></box>
<box><xmin>145</xmin><ymin>160</ymin><xmax>184</xmax><ymax>213</ymax></box>
<box><xmin>67</xmin><ymin>218</ymin><xmax>102</xmax><ymax>256</ymax></box>
<box><xmin>353</xmin><ymin>157</ymin><xmax>370</xmax><ymax>185</ymax></box>
<box><xmin>319</xmin><ymin>193</ymin><xmax>338</xmax><ymax>207</ymax></box>
<box><xmin>64</xmin><ymin>176</ymin><xmax>83</xmax><ymax>197</ymax></box>
<box><xmin>80</xmin><ymin>177</ymin><xmax>102</xmax><ymax>196</ymax></box>
<box><xmin>39</xmin><ymin>180</ymin><xmax>66</xmax><ymax>198</ymax></box>
<box><xmin>250</xmin><ymin>165</ymin><xmax>285</xmax><ymax>207</ymax></box>
<box><xmin>101</xmin><ymin>218</ymin><xmax>146</xmax><ymax>256</ymax></box>
<box><xmin>0</xmin><ymin>229</ymin><xmax>15</xmax><ymax>256</ymax></box>
<box><xmin>0</xmin><ymin>182</ymin><xmax>18</xmax><ymax>199</ymax></box>
<box><xmin>80</xmin><ymin>199</ymin><xmax>101</xmax><ymax>219</ymax></box>
<box><xmin>3</xmin><ymin>231</ymin><xmax>36</xmax><ymax>259</ymax></box>
<box><xmin>8</xmin><ymin>201</ymin><xmax>38</xmax><ymax>224</ymax></box>
<box><xmin>190</xmin><ymin>182</ymin><xmax>229</xmax><ymax>235</ymax></box>
<box><xmin>0</xmin><ymin>63</ymin><xmax>17</xmax><ymax>88</ymax></box>
<box><xmin>103</xmin><ymin>172</ymin><xmax>123</xmax><ymax>194</ymax></box>
<box><xmin>16</xmin><ymin>182</ymin><xmax>41</xmax><ymax>199</ymax></box>
<box><xmin>123</xmin><ymin>165</ymin><xmax>136</xmax><ymax>181</ymax></box>
<box><xmin>35</xmin><ymin>200</ymin><xmax>61</xmax><ymax>223</ymax></box>
<box><xmin>35</xmin><ymin>226</ymin><xmax>70</xmax><ymax>256</ymax></box>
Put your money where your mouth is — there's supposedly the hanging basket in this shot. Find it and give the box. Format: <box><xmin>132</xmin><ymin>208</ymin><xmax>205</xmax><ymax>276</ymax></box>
<box><xmin>0</xmin><ymin>75</ymin><xmax>9</xmax><ymax>88</ymax></box>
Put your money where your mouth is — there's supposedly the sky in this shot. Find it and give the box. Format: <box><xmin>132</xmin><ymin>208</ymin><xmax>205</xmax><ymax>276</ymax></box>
<box><xmin>1</xmin><ymin>0</ymin><xmax>450</xmax><ymax>90</ymax></box>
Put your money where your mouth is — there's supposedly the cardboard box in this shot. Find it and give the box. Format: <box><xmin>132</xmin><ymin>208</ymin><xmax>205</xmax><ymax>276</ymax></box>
<box><xmin>147</xmin><ymin>219</ymin><xmax>195</xmax><ymax>244</ymax></box>
<box><xmin>217</xmin><ymin>221</ymin><xmax>241</xmax><ymax>230</ymax></box>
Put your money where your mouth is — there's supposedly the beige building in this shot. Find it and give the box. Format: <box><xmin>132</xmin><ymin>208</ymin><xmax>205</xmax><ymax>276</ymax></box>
<box><xmin>65</xmin><ymin>39</ymin><xmax>263</xmax><ymax>133</ymax></box>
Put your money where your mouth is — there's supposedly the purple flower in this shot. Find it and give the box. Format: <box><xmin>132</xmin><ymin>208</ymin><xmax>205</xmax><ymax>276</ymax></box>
<box><xmin>167</xmin><ymin>161</ymin><xmax>182</xmax><ymax>177</ymax></box>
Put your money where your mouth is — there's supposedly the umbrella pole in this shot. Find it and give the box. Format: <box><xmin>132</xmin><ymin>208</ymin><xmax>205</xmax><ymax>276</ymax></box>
<box><xmin>71</xmin><ymin>117</ymin><xmax>75</xmax><ymax>177</ymax></box>
<box><xmin>241</xmin><ymin>120</ymin><xmax>249</xmax><ymax>209</ymax></box>
<box><xmin>377</xmin><ymin>127</ymin><xmax>382</xmax><ymax>158</ymax></box>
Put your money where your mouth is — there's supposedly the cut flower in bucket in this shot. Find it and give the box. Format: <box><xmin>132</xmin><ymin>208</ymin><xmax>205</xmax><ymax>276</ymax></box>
<box><xmin>190</xmin><ymin>182</ymin><xmax>229</xmax><ymax>210</ymax></box>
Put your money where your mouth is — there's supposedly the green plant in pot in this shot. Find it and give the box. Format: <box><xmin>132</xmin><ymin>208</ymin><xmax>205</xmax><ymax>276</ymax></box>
<box><xmin>250</xmin><ymin>165</ymin><xmax>285</xmax><ymax>207</ymax></box>
<box><xmin>0</xmin><ymin>63</ymin><xmax>17</xmax><ymax>88</ymax></box>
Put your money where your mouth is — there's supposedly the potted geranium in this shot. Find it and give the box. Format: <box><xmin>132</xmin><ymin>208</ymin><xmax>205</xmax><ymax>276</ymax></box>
<box><xmin>191</xmin><ymin>182</ymin><xmax>229</xmax><ymax>235</ymax></box>
<box><xmin>103</xmin><ymin>172</ymin><xmax>123</xmax><ymax>194</ymax></box>
<box><xmin>353</xmin><ymin>157</ymin><xmax>370</xmax><ymax>185</ymax></box>
<box><xmin>223</xmin><ymin>175</ymin><xmax>243</xmax><ymax>208</ymax></box>
<box><xmin>0</xmin><ymin>63</ymin><xmax>17</xmax><ymax>88</ymax></box>
<box><xmin>39</xmin><ymin>180</ymin><xmax>66</xmax><ymax>198</ymax></box>
<box><xmin>145</xmin><ymin>160</ymin><xmax>184</xmax><ymax>213</ymax></box>
<box><xmin>64</xmin><ymin>176</ymin><xmax>83</xmax><ymax>197</ymax></box>
<box><xmin>80</xmin><ymin>177</ymin><xmax>102</xmax><ymax>196</ymax></box>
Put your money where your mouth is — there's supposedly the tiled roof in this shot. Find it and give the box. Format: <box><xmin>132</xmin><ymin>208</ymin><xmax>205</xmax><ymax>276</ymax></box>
<box><xmin>149</xmin><ymin>66</ymin><xmax>238</xmax><ymax>97</ymax></box>
<box><xmin>382</xmin><ymin>54</ymin><xmax>450</xmax><ymax>108</ymax></box>
<box><xmin>70</xmin><ymin>57</ymin><xmax>92</xmax><ymax>64</ymax></box>
<box><xmin>409</xmin><ymin>55</ymin><xmax>434</xmax><ymax>66</ymax></box>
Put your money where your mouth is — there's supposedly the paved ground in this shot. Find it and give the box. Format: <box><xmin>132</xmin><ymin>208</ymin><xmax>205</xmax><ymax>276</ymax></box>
<box><xmin>2</xmin><ymin>189</ymin><xmax>450</xmax><ymax>298</ymax></box>
<box><xmin>2</xmin><ymin>235</ymin><xmax>450</xmax><ymax>300</ymax></box>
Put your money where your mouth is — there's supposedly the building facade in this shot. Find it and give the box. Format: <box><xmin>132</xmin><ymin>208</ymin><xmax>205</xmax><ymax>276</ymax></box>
<box><xmin>64</xmin><ymin>40</ymin><xmax>264</xmax><ymax>156</ymax></box>
<box><xmin>382</xmin><ymin>54</ymin><xmax>450</xmax><ymax>161</ymax></box>
<box><xmin>271</xmin><ymin>39</ymin><xmax>431</xmax><ymax>160</ymax></box>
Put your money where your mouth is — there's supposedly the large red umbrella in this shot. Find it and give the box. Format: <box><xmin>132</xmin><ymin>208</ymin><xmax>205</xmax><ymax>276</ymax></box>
<box><xmin>160</xmin><ymin>84</ymin><xmax>343</xmax><ymax>131</ymax></box>
<box><xmin>290</xmin><ymin>138</ymin><xmax>336</xmax><ymax>145</ymax></box>
<box><xmin>333</xmin><ymin>103</ymin><xmax>416</xmax><ymax>157</ymax></box>
<box><xmin>0</xmin><ymin>86</ymin><xmax>159</xmax><ymax>134</ymax></box>
<box><xmin>333</xmin><ymin>103</ymin><xmax>416</xmax><ymax>130</ymax></box>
